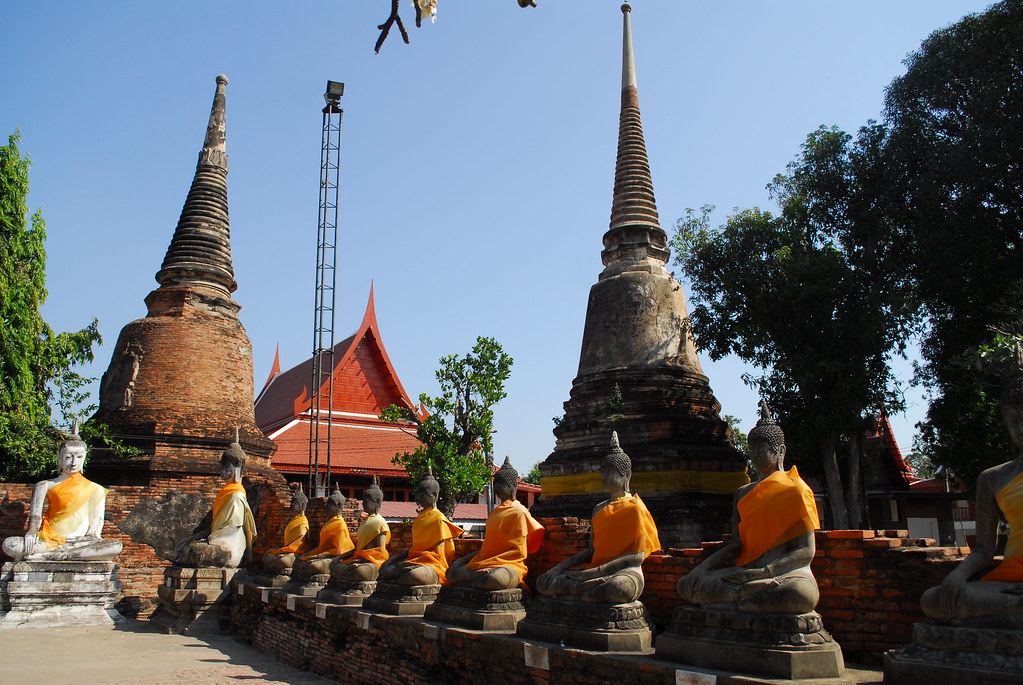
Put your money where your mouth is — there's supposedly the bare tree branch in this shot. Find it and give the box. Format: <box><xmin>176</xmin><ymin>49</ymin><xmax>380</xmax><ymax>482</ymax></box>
<box><xmin>375</xmin><ymin>0</ymin><xmax>410</xmax><ymax>54</ymax></box>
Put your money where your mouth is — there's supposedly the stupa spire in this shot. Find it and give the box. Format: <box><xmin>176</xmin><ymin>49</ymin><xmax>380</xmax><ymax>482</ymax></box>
<box><xmin>155</xmin><ymin>74</ymin><xmax>238</xmax><ymax>296</ymax></box>
<box><xmin>603</xmin><ymin>3</ymin><xmax>668</xmax><ymax>268</ymax></box>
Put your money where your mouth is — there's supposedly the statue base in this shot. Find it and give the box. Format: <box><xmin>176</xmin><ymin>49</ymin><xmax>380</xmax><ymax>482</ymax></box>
<box><xmin>283</xmin><ymin>573</ymin><xmax>330</xmax><ymax>597</ymax></box>
<box><xmin>249</xmin><ymin>573</ymin><xmax>291</xmax><ymax>589</ymax></box>
<box><xmin>362</xmin><ymin>582</ymin><xmax>441</xmax><ymax>616</ymax></box>
<box><xmin>0</xmin><ymin>561</ymin><xmax>123</xmax><ymax>629</ymax></box>
<box><xmin>424</xmin><ymin>585</ymin><xmax>527</xmax><ymax>632</ymax></box>
<box><xmin>150</xmin><ymin>566</ymin><xmax>237</xmax><ymax>635</ymax></box>
<box><xmin>884</xmin><ymin>621</ymin><xmax>1023</xmax><ymax>684</ymax></box>
<box><xmin>515</xmin><ymin>597</ymin><xmax>651</xmax><ymax>652</ymax></box>
<box><xmin>317</xmin><ymin>579</ymin><xmax>377</xmax><ymax>606</ymax></box>
<box><xmin>656</xmin><ymin>606</ymin><xmax>844</xmax><ymax>679</ymax></box>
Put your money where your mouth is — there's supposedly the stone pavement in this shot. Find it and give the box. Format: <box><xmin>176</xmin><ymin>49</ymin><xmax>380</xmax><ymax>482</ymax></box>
<box><xmin>0</xmin><ymin>620</ymin><xmax>336</xmax><ymax>684</ymax></box>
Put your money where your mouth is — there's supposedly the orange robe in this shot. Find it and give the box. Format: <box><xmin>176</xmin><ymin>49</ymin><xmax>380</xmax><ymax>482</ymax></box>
<box><xmin>38</xmin><ymin>472</ymin><xmax>107</xmax><ymax>548</ymax></box>
<box><xmin>211</xmin><ymin>481</ymin><xmax>256</xmax><ymax>549</ymax></box>
<box><xmin>466</xmin><ymin>499</ymin><xmax>545</xmax><ymax>584</ymax></box>
<box><xmin>735</xmin><ymin>466</ymin><xmax>819</xmax><ymax>567</ymax></box>
<box><xmin>983</xmin><ymin>470</ymin><xmax>1023</xmax><ymax>582</ymax></box>
<box><xmin>585</xmin><ymin>493</ymin><xmax>660</xmax><ymax>569</ymax></box>
<box><xmin>267</xmin><ymin>514</ymin><xmax>309</xmax><ymax>556</ymax></box>
<box><xmin>406</xmin><ymin>507</ymin><xmax>463</xmax><ymax>583</ymax></box>
<box><xmin>301</xmin><ymin>515</ymin><xmax>354</xmax><ymax>559</ymax></box>
<box><xmin>343</xmin><ymin>513</ymin><xmax>391</xmax><ymax>566</ymax></box>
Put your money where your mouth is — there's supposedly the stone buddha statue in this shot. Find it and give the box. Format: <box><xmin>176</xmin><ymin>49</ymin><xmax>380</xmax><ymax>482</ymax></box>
<box><xmin>678</xmin><ymin>402</ymin><xmax>820</xmax><ymax>613</ymax></box>
<box><xmin>920</xmin><ymin>385</ymin><xmax>1023</xmax><ymax>623</ymax></box>
<box><xmin>175</xmin><ymin>430</ymin><xmax>256</xmax><ymax>568</ymax></box>
<box><xmin>292</xmin><ymin>487</ymin><xmax>353</xmax><ymax>579</ymax></box>
<box><xmin>328</xmin><ymin>479</ymin><xmax>390</xmax><ymax>582</ymax></box>
<box><xmin>448</xmin><ymin>457</ymin><xmax>545</xmax><ymax>590</ymax></box>
<box><xmin>2</xmin><ymin>424</ymin><xmax>122</xmax><ymax>562</ymax></box>
<box><xmin>378</xmin><ymin>467</ymin><xmax>463</xmax><ymax>585</ymax></box>
<box><xmin>535</xmin><ymin>433</ymin><xmax>660</xmax><ymax>604</ymax></box>
<box><xmin>262</xmin><ymin>488</ymin><xmax>310</xmax><ymax>575</ymax></box>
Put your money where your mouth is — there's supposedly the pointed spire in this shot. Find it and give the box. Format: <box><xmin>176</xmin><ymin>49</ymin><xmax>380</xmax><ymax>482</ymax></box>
<box><xmin>155</xmin><ymin>74</ymin><xmax>238</xmax><ymax>296</ymax></box>
<box><xmin>603</xmin><ymin>4</ymin><xmax>669</xmax><ymax>268</ymax></box>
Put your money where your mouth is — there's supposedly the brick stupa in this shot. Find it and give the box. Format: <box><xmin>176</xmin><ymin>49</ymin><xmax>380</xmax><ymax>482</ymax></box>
<box><xmin>90</xmin><ymin>74</ymin><xmax>275</xmax><ymax>474</ymax></box>
<box><xmin>531</xmin><ymin>4</ymin><xmax>748</xmax><ymax>547</ymax></box>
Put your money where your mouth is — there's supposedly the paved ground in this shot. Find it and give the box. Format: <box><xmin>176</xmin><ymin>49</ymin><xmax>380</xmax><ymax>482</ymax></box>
<box><xmin>0</xmin><ymin>620</ymin><xmax>336</xmax><ymax>685</ymax></box>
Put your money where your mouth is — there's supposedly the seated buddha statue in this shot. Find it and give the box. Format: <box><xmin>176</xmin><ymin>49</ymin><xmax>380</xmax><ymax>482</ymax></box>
<box><xmin>678</xmin><ymin>402</ymin><xmax>820</xmax><ymax>614</ymax></box>
<box><xmin>535</xmin><ymin>432</ymin><xmax>660</xmax><ymax>604</ymax></box>
<box><xmin>292</xmin><ymin>487</ymin><xmax>354</xmax><ymax>579</ymax></box>
<box><xmin>329</xmin><ymin>479</ymin><xmax>391</xmax><ymax>582</ymax></box>
<box><xmin>176</xmin><ymin>430</ymin><xmax>256</xmax><ymax>568</ymax></box>
<box><xmin>920</xmin><ymin>385</ymin><xmax>1023</xmax><ymax>622</ymax></box>
<box><xmin>378</xmin><ymin>467</ymin><xmax>463</xmax><ymax>585</ymax></box>
<box><xmin>448</xmin><ymin>457</ymin><xmax>545</xmax><ymax>590</ymax></box>
<box><xmin>2</xmin><ymin>424</ymin><xmax>122</xmax><ymax>562</ymax></box>
<box><xmin>262</xmin><ymin>488</ymin><xmax>310</xmax><ymax>575</ymax></box>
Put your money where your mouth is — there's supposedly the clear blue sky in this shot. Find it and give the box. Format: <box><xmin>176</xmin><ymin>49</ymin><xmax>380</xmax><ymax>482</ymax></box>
<box><xmin>3</xmin><ymin>1</ymin><xmax>995</xmax><ymax>473</ymax></box>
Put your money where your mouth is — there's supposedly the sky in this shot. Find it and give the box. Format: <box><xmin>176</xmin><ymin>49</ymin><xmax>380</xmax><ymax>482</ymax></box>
<box><xmin>3</xmin><ymin>0</ymin><xmax>997</xmax><ymax>474</ymax></box>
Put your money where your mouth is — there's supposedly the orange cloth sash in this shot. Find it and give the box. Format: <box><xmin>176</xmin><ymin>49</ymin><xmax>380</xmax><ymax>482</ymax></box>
<box><xmin>982</xmin><ymin>470</ymin><xmax>1023</xmax><ymax>582</ymax></box>
<box><xmin>211</xmin><ymin>481</ymin><xmax>256</xmax><ymax>549</ymax></box>
<box><xmin>585</xmin><ymin>493</ymin><xmax>660</xmax><ymax>569</ymax></box>
<box><xmin>735</xmin><ymin>466</ymin><xmax>820</xmax><ymax>567</ymax></box>
<box><xmin>407</xmin><ymin>507</ymin><xmax>463</xmax><ymax>583</ymax></box>
<box><xmin>467</xmin><ymin>499</ymin><xmax>545</xmax><ymax>583</ymax></box>
<box><xmin>267</xmin><ymin>514</ymin><xmax>309</xmax><ymax>556</ymax></box>
<box><xmin>343</xmin><ymin>513</ymin><xmax>391</xmax><ymax>566</ymax></box>
<box><xmin>302</xmin><ymin>515</ymin><xmax>354</xmax><ymax>559</ymax></box>
<box><xmin>38</xmin><ymin>472</ymin><xmax>106</xmax><ymax>548</ymax></box>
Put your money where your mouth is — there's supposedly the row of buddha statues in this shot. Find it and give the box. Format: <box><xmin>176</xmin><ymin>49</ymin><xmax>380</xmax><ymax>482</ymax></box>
<box><xmin>4</xmin><ymin>399</ymin><xmax>1023</xmax><ymax>661</ymax></box>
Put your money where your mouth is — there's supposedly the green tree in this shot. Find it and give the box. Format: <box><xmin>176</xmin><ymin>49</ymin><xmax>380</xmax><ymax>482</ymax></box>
<box><xmin>524</xmin><ymin>462</ymin><xmax>542</xmax><ymax>485</ymax></box>
<box><xmin>882</xmin><ymin>0</ymin><xmax>1023</xmax><ymax>488</ymax></box>
<box><xmin>380</xmin><ymin>336</ymin><xmax>513</xmax><ymax>517</ymax></box>
<box><xmin>0</xmin><ymin>131</ymin><xmax>101</xmax><ymax>481</ymax></box>
<box><xmin>672</xmin><ymin>124</ymin><xmax>917</xmax><ymax>529</ymax></box>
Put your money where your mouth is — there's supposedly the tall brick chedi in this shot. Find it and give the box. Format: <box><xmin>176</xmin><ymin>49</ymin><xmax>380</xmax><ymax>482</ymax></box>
<box><xmin>531</xmin><ymin>5</ymin><xmax>748</xmax><ymax>547</ymax></box>
<box><xmin>91</xmin><ymin>74</ymin><xmax>275</xmax><ymax>471</ymax></box>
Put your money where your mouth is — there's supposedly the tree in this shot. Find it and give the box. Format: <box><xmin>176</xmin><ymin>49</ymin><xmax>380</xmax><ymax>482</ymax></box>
<box><xmin>0</xmin><ymin>132</ymin><xmax>101</xmax><ymax>481</ymax></box>
<box><xmin>672</xmin><ymin>124</ymin><xmax>917</xmax><ymax>529</ymax></box>
<box><xmin>524</xmin><ymin>462</ymin><xmax>542</xmax><ymax>485</ymax></box>
<box><xmin>373</xmin><ymin>0</ymin><xmax>537</xmax><ymax>53</ymax></box>
<box><xmin>380</xmin><ymin>336</ymin><xmax>513</xmax><ymax>517</ymax></box>
<box><xmin>882</xmin><ymin>0</ymin><xmax>1023</xmax><ymax>488</ymax></box>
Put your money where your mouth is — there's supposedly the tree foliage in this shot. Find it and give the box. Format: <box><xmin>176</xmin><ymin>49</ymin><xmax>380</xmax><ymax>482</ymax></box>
<box><xmin>672</xmin><ymin>124</ymin><xmax>918</xmax><ymax>528</ymax></box>
<box><xmin>381</xmin><ymin>336</ymin><xmax>513</xmax><ymax>517</ymax></box>
<box><xmin>524</xmin><ymin>462</ymin><xmax>542</xmax><ymax>485</ymax></box>
<box><xmin>882</xmin><ymin>0</ymin><xmax>1023</xmax><ymax>487</ymax></box>
<box><xmin>0</xmin><ymin>131</ymin><xmax>102</xmax><ymax>481</ymax></box>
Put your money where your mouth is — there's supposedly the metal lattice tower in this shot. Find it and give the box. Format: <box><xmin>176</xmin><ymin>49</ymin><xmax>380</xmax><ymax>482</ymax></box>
<box><xmin>309</xmin><ymin>80</ymin><xmax>344</xmax><ymax>497</ymax></box>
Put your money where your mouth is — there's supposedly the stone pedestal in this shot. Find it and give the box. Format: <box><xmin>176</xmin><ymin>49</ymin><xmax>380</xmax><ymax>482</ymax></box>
<box><xmin>317</xmin><ymin>579</ymin><xmax>377</xmax><ymax>607</ymax></box>
<box><xmin>283</xmin><ymin>573</ymin><xmax>329</xmax><ymax>597</ymax></box>
<box><xmin>515</xmin><ymin>597</ymin><xmax>651</xmax><ymax>652</ymax></box>
<box><xmin>362</xmin><ymin>582</ymin><xmax>440</xmax><ymax>616</ymax></box>
<box><xmin>248</xmin><ymin>572</ymin><xmax>291</xmax><ymax>589</ymax></box>
<box><xmin>150</xmin><ymin>566</ymin><xmax>236</xmax><ymax>634</ymax></box>
<box><xmin>656</xmin><ymin>606</ymin><xmax>844</xmax><ymax>680</ymax></box>
<box><xmin>0</xmin><ymin>561</ymin><xmax>123</xmax><ymax>629</ymax></box>
<box><xmin>424</xmin><ymin>585</ymin><xmax>527</xmax><ymax>632</ymax></box>
<box><xmin>884</xmin><ymin>621</ymin><xmax>1023</xmax><ymax>684</ymax></box>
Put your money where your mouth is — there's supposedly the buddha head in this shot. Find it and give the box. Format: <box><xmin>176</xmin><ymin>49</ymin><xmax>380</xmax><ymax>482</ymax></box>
<box><xmin>326</xmin><ymin>486</ymin><xmax>346</xmax><ymax>516</ymax></box>
<box><xmin>57</xmin><ymin>421</ymin><xmax>87</xmax><ymax>475</ymax></box>
<box><xmin>289</xmin><ymin>488</ymin><xmax>309</xmax><ymax>515</ymax></box>
<box><xmin>416</xmin><ymin>466</ymin><xmax>440</xmax><ymax>509</ymax></box>
<box><xmin>363</xmin><ymin>477</ymin><xmax>384</xmax><ymax>516</ymax></box>
<box><xmin>493</xmin><ymin>457</ymin><xmax>519</xmax><ymax>502</ymax></box>
<box><xmin>601</xmin><ymin>432</ymin><xmax>632</xmax><ymax>496</ymax></box>
<box><xmin>748</xmin><ymin>400</ymin><xmax>786</xmax><ymax>476</ymax></box>
<box><xmin>220</xmin><ymin>428</ymin><xmax>247</xmax><ymax>482</ymax></box>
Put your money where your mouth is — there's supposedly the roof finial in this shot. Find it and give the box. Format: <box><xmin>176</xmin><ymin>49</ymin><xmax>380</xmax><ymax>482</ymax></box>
<box><xmin>621</xmin><ymin>4</ymin><xmax>636</xmax><ymax>90</ymax></box>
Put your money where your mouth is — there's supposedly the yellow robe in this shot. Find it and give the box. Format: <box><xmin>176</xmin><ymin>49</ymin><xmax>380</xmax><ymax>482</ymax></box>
<box><xmin>735</xmin><ymin>466</ymin><xmax>819</xmax><ymax>567</ymax></box>
<box><xmin>467</xmin><ymin>499</ymin><xmax>545</xmax><ymax>584</ymax></box>
<box><xmin>301</xmin><ymin>515</ymin><xmax>354</xmax><ymax>559</ymax></box>
<box><xmin>983</xmin><ymin>470</ymin><xmax>1023</xmax><ymax>582</ymax></box>
<box><xmin>38</xmin><ymin>472</ymin><xmax>107</xmax><ymax>548</ymax></box>
<box><xmin>343</xmin><ymin>513</ymin><xmax>391</xmax><ymax>566</ymax></box>
<box><xmin>407</xmin><ymin>507</ymin><xmax>463</xmax><ymax>583</ymax></box>
<box><xmin>267</xmin><ymin>514</ymin><xmax>309</xmax><ymax>556</ymax></box>
<box><xmin>585</xmin><ymin>493</ymin><xmax>660</xmax><ymax>569</ymax></box>
<box><xmin>211</xmin><ymin>482</ymin><xmax>257</xmax><ymax>550</ymax></box>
